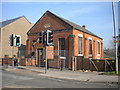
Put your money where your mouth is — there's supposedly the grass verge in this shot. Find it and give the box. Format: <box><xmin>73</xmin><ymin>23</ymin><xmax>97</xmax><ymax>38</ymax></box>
<box><xmin>103</xmin><ymin>71</ymin><xmax>120</xmax><ymax>75</ymax></box>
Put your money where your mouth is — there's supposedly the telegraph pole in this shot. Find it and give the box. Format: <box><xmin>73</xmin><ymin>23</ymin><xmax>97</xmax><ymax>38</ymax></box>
<box><xmin>112</xmin><ymin>0</ymin><xmax>118</xmax><ymax>74</ymax></box>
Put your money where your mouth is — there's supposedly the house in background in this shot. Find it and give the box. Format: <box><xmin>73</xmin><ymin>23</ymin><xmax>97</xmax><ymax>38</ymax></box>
<box><xmin>0</xmin><ymin>16</ymin><xmax>34</xmax><ymax>58</ymax></box>
<box><xmin>26</xmin><ymin>11</ymin><xmax>103</xmax><ymax>69</ymax></box>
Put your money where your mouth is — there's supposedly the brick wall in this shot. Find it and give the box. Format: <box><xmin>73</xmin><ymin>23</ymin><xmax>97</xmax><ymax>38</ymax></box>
<box><xmin>72</xmin><ymin>29</ymin><xmax>103</xmax><ymax>59</ymax></box>
<box><xmin>27</xmin><ymin>12</ymin><xmax>72</xmax><ymax>34</ymax></box>
<box><xmin>26</xmin><ymin>11</ymin><xmax>103</xmax><ymax>68</ymax></box>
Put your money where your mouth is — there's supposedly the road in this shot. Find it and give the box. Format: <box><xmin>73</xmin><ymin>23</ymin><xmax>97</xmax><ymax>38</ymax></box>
<box><xmin>1</xmin><ymin>69</ymin><xmax>119</xmax><ymax>88</ymax></box>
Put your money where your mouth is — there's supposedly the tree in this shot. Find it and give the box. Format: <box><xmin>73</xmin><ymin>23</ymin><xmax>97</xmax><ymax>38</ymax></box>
<box><xmin>104</xmin><ymin>39</ymin><xmax>115</xmax><ymax>59</ymax></box>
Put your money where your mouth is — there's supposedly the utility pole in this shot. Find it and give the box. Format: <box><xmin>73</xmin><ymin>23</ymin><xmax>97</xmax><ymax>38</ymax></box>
<box><xmin>112</xmin><ymin>0</ymin><xmax>118</xmax><ymax>74</ymax></box>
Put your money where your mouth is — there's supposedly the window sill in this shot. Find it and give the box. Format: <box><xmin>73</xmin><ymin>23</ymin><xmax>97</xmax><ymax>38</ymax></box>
<box><xmin>78</xmin><ymin>54</ymin><xmax>83</xmax><ymax>56</ymax></box>
<box><xmin>97</xmin><ymin>54</ymin><xmax>100</xmax><ymax>56</ymax></box>
<box><xmin>89</xmin><ymin>54</ymin><xmax>92</xmax><ymax>56</ymax></box>
<box><xmin>97</xmin><ymin>58</ymin><xmax>100</xmax><ymax>59</ymax></box>
<box><xmin>60</xmin><ymin>57</ymin><xmax>66</xmax><ymax>59</ymax></box>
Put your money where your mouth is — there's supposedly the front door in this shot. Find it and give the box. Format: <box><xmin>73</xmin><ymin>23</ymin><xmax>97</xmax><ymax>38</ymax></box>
<box><xmin>37</xmin><ymin>48</ymin><xmax>44</xmax><ymax>67</ymax></box>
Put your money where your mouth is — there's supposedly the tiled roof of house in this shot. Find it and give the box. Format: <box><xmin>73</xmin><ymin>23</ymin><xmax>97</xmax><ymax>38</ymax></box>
<box><xmin>47</xmin><ymin>11</ymin><xmax>102</xmax><ymax>39</ymax></box>
<box><xmin>0</xmin><ymin>16</ymin><xmax>23</xmax><ymax>28</ymax></box>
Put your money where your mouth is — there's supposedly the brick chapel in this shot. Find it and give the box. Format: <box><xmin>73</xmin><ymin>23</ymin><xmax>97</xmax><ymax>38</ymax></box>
<box><xmin>26</xmin><ymin>10</ymin><xmax>103</xmax><ymax>69</ymax></box>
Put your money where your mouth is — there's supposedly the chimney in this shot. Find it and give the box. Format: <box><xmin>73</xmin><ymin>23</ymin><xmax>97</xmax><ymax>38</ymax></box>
<box><xmin>82</xmin><ymin>25</ymin><xmax>86</xmax><ymax>28</ymax></box>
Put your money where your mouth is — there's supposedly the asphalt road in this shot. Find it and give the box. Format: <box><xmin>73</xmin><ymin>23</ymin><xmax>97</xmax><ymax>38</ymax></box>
<box><xmin>1</xmin><ymin>69</ymin><xmax>119</xmax><ymax>88</ymax></box>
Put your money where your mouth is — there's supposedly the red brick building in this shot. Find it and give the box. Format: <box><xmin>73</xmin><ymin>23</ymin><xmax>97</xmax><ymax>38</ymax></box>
<box><xmin>26</xmin><ymin>11</ymin><xmax>103</xmax><ymax>69</ymax></box>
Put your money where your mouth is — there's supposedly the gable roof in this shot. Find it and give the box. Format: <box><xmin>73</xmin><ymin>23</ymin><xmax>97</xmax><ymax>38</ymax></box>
<box><xmin>59</xmin><ymin>17</ymin><xmax>100</xmax><ymax>38</ymax></box>
<box><xmin>28</xmin><ymin>10</ymin><xmax>102</xmax><ymax>39</ymax></box>
<box><xmin>47</xmin><ymin>11</ymin><xmax>102</xmax><ymax>39</ymax></box>
<box><xmin>0</xmin><ymin>16</ymin><xmax>24</xmax><ymax>28</ymax></box>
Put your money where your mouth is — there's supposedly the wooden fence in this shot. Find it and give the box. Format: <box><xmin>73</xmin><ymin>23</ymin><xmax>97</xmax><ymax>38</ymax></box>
<box><xmin>75</xmin><ymin>56</ymin><xmax>116</xmax><ymax>72</ymax></box>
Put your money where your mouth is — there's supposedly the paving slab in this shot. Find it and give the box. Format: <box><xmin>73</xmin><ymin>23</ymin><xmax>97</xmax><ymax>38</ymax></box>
<box><xmin>3</xmin><ymin>66</ymin><xmax>119</xmax><ymax>84</ymax></box>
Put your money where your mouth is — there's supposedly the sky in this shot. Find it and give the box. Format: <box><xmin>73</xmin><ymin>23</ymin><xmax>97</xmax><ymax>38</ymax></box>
<box><xmin>1</xmin><ymin>1</ymin><xmax>119</xmax><ymax>49</ymax></box>
<box><xmin>118</xmin><ymin>1</ymin><xmax>120</xmax><ymax>45</ymax></box>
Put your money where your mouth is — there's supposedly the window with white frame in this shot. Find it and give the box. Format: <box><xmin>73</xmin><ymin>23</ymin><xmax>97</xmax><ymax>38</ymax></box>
<box><xmin>59</xmin><ymin>38</ymin><xmax>65</xmax><ymax>57</ymax></box>
<box><xmin>89</xmin><ymin>39</ymin><xmax>92</xmax><ymax>55</ymax></box>
<box><xmin>97</xmin><ymin>41</ymin><xmax>100</xmax><ymax>54</ymax></box>
<box><xmin>78</xmin><ymin>36</ymin><xmax>82</xmax><ymax>54</ymax></box>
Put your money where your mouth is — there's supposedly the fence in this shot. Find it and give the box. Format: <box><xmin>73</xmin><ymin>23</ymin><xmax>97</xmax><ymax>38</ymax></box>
<box><xmin>75</xmin><ymin>56</ymin><xmax>116</xmax><ymax>72</ymax></box>
<box><xmin>2</xmin><ymin>50</ymin><xmax>74</xmax><ymax>70</ymax></box>
<box><xmin>2</xmin><ymin>50</ymin><xmax>116</xmax><ymax>72</ymax></box>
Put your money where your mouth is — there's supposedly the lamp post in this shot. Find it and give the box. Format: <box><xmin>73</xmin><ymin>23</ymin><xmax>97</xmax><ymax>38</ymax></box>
<box><xmin>112</xmin><ymin>0</ymin><xmax>118</xmax><ymax>74</ymax></box>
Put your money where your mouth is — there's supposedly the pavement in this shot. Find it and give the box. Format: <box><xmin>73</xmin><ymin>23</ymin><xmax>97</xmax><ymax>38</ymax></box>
<box><xmin>1</xmin><ymin>65</ymin><xmax>119</xmax><ymax>84</ymax></box>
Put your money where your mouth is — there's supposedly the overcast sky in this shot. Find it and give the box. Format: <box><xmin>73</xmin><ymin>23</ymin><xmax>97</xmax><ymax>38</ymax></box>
<box><xmin>1</xmin><ymin>2</ymin><xmax>119</xmax><ymax>49</ymax></box>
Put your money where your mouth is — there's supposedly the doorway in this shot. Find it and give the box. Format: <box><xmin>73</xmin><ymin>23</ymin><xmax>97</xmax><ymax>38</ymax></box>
<box><xmin>37</xmin><ymin>48</ymin><xmax>44</xmax><ymax>67</ymax></box>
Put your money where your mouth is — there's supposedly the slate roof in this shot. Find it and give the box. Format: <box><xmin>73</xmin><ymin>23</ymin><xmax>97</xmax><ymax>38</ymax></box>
<box><xmin>0</xmin><ymin>16</ymin><xmax>23</xmax><ymax>28</ymax></box>
<box><xmin>47</xmin><ymin>11</ymin><xmax>102</xmax><ymax>39</ymax></box>
<box><xmin>27</xmin><ymin>10</ymin><xmax>102</xmax><ymax>39</ymax></box>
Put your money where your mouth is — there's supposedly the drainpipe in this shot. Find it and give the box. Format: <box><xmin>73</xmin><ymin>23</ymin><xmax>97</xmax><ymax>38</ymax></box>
<box><xmin>83</xmin><ymin>33</ymin><xmax>86</xmax><ymax>59</ymax></box>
